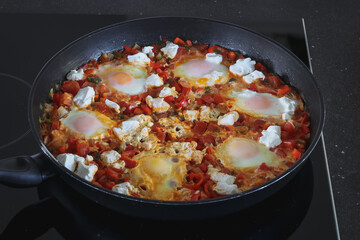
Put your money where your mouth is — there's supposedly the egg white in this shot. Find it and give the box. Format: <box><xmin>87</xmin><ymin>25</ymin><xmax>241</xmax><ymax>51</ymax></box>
<box><xmin>95</xmin><ymin>63</ymin><xmax>148</xmax><ymax>95</ymax></box>
<box><xmin>174</xmin><ymin>58</ymin><xmax>229</xmax><ymax>87</ymax></box>
<box><xmin>215</xmin><ymin>137</ymin><xmax>282</xmax><ymax>169</ymax></box>
<box><xmin>130</xmin><ymin>152</ymin><xmax>187</xmax><ymax>200</ymax></box>
<box><xmin>60</xmin><ymin>109</ymin><xmax>115</xmax><ymax>139</ymax></box>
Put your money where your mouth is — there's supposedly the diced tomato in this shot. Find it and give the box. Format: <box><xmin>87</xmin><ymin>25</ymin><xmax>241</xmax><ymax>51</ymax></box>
<box><xmin>292</xmin><ymin>148</ymin><xmax>302</xmax><ymax>160</ymax></box>
<box><xmin>206</xmin><ymin>146</ymin><xmax>215</xmax><ymax>154</ymax></box>
<box><xmin>51</xmin><ymin>121</ymin><xmax>61</xmax><ymax>130</ymax></box>
<box><xmin>84</xmin><ymin>69</ymin><xmax>95</xmax><ymax>75</ymax></box>
<box><xmin>255</xmin><ymin>62</ymin><xmax>267</xmax><ymax>73</ymax></box>
<box><xmin>300</xmin><ymin>114</ymin><xmax>308</xmax><ymax>124</ymax></box>
<box><xmin>133</xmin><ymin>108</ymin><xmax>143</xmax><ymax>115</ymax></box>
<box><xmin>123</xmin><ymin>46</ymin><xmax>138</xmax><ymax>54</ymax></box>
<box><xmin>124</xmin><ymin>177</ymin><xmax>130</xmax><ymax>182</ymax></box>
<box><xmin>265</xmin><ymin>74</ymin><xmax>282</xmax><ymax>88</ymax></box>
<box><xmin>156</xmin><ymin>112</ymin><xmax>169</xmax><ymax>119</ymax></box>
<box><xmin>301</xmin><ymin>125</ymin><xmax>310</xmax><ymax>134</ymax></box>
<box><xmin>156</xmin><ymin>131</ymin><xmax>166</xmax><ymax>143</ymax></box>
<box><xmin>196</xmin><ymin>138</ymin><xmax>206</xmax><ymax>150</ymax></box>
<box><xmin>213</xmin><ymin>94</ymin><xmax>225</xmax><ymax>104</ymax></box>
<box><xmin>194</xmin><ymin>44</ymin><xmax>209</xmax><ymax>52</ymax></box>
<box><xmin>121</xmin><ymin>155</ymin><xmax>138</xmax><ymax>168</ymax></box>
<box><xmin>192</xmin><ymin>121</ymin><xmax>208</xmax><ymax>135</ymax></box>
<box><xmin>253</xmin><ymin>120</ymin><xmax>267</xmax><ymax>132</ymax></box>
<box><xmin>201</xmin><ymin>94</ymin><xmax>214</xmax><ymax>104</ymax></box>
<box><xmin>281</xmin><ymin>121</ymin><xmax>295</xmax><ymax>134</ymax></box>
<box><xmin>175</xmin><ymin>99</ymin><xmax>188</xmax><ymax>109</ymax></box>
<box><xmin>60</xmin><ymin>92</ymin><xmax>73</xmax><ymax>106</ymax></box>
<box><xmin>274</xmin><ymin>149</ymin><xmax>287</xmax><ymax>158</ymax></box>
<box><xmin>95</xmin><ymin>102</ymin><xmax>110</xmax><ymax>114</ymax></box>
<box><xmin>170</xmin><ymin>80</ymin><xmax>182</xmax><ymax>92</ymax></box>
<box><xmin>184</xmin><ymin>172</ymin><xmax>204</xmax><ymax>190</ymax></box>
<box><xmin>227</xmin><ymin>51</ymin><xmax>236</xmax><ymax>61</ymax></box>
<box><xmin>195</xmin><ymin>98</ymin><xmax>205</xmax><ymax>105</ymax></box>
<box><xmin>53</xmin><ymin>92</ymin><xmax>60</xmax><ymax>106</ymax></box>
<box><xmin>61</xmin><ymin>81</ymin><xmax>80</xmax><ymax>95</ymax></box>
<box><xmin>207</xmin><ymin>45</ymin><xmax>226</xmax><ymax>54</ymax></box>
<box><xmin>76</xmin><ymin>141</ymin><xmax>90</xmax><ymax>157</ymax></box>
<box><xmin>58</xmin><ymin>145</ymin><xmax>67</xmax><ymax>154</ymax></box>
<box><xmin>150</xmin><ymin>61</ymin><xmax>163</xmax><ymax>70</ymax></box>
<box><xmin>236</xmin><ymin>172</ymin><xmax>245</xmax><ymax>180</ymax></box>
<box><xmin>106</xmin><ymin>167</ymin><xmax>122</xmax><ymax>181</ymax></box>
<box><xmin>174</xmin><ymin>37</ymin><xmax>185</xmax><ymax>46</ymax></box>
<box><xmin>185</xmin><ymin>40</ymin><xmax>192</xmax><ymax>46</ymax></box>
<box><xmin>249</xmin><ymin>83</ymin><xmax>258</xmax><ymax>92</ymax></box>
<box><xmin>98</xmin><ymin>84</ymin><xmax>109</xmax><ymax>95</ymax></box>
<box><xmin>258</xmin><ymin>162</ymin><xmax>271</xmax><ymax>171</ymax></box>
<box><xmin>164</xmin><ymin>95</ymin><xmax>175</xmax><ymax>103</ymax></box>
<box><xmin>207</xmin><ymin>122</ymin><xmax>220</xmax><ymax>132</ymax></box>
<box><xmin>140</xmin><ymin>104</ymin><xmax>152</xmax><ymax>114</ymax></box>
<box><xmin>278</xmin><ymin>85</ymin><xmax>290</xmax><ymax>95</ymax></box>
<box><xmin>202</xmin><ymin>134</ymin><xmax>216</xmax><ymax>146</ymax></box>
<box><xmin>199</xmin><ymin>163</ymin><xmax>208</xmax><ymax>173</ymax></box>
<box><xmin>203</xmin><ymin>153</ymin><xmax>217</xmax><ymax>166</ymax></box>
<box><xmin>190</xmin><ymin>191</ymin><xmax>201</xmax><ymax>201</ymax></box>
<box><xmin>281</xmin><ymin>140</ymin><xmax>296</xmax><ymax>150</ymax></box>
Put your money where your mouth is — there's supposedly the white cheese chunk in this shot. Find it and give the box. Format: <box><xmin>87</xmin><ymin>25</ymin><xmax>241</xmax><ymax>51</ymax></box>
<box><xmin>145</xmin><ymin>74</ymin><xmax>164</xmax><ymax>88</ymax></box>
<box><xmin>145</xmin><ymin>95</ymin><xmax>170</xmax><ymax>113</ymax></box>
<box><xmin>183</xmin><ymin>110</ymin><xmax>199</xmax><ymax>121</ymax></box>
<box><xmin>112</xmin><ymin>182</ymin><xmax>136</xmax><ymax>195</ymax></box>
<box><xmin>142</xmin><ymin>46</ymin><xmax>154</xmax><ymax>57</ymax></box>
<box><xmin>66</xmin><ymin>69</ymin><xmax>84</xmax><ymax>81</ymax></box>
<box><xmin>218</xmin><ymin>111</ymin><xmax>239</xmax><ymax>126</ymax></box>
<box><xmin>105</xmin><ymin>99</ymin><xmax>120</xmax><ymax>113</ymax></box>
<box><xmin>75</xmin><ymin>161</ymin><xmax>98</xmax><ymax>181</ymax></box>
<box><xmin>259</xmin><ymin>125</ymin><xmax>282</xmax><ymax>148</ymax></box>
<box><xmin>161</xmin><ymin>42</ymin><xmax>179</xmax><ymax>59</ymax></box>
<box><xmin>205</xmin><ymin>53</ymin><xmax>223</xmax><ymax>64</ymax></box>
<box><xmin>229</xmin><ymin>58</ymin><xmax>256</xmax><ymax>76</ymax></box>
<box><xmin>57</xmin><ymin>106</ymin><xmax>69</xmax><ymax>118</ymax></box>
<box><xmin>159</xmin><ymin>87</ymin><xmax>178</xmax><ymax>98</ymax></box>
<box><xmin>209</xmin><ymin>167</ymin><xmax>238</xmax><ymax>195</ymax></box>
<box><xmin>73</xmin><ymin>86</ymin><xmax>95</xmax><ymax>108</ymax></box>
<box><xmin>279</xmin><ymin>97</ymin><xmax>299</xmax><ymax>120</ymax></box>
<box><xmin>199</xmin><ymin>106</ymin><xmax>220</xmax><ymax>122</ymax></box>
<box><xmin>127</xmin><ymin>52</ymin><xmax>150</xmax><ymax>66</ymax></box>
<box><xmin>56</xmin><ymin>153</ymin><xmax>78</xmax><ymax>172</ymax></box>
<box><xmin>242</xmin><ymin>70</ymin><xmax>265</xmax><ymax>84</ymax></box>
<box><xmin>101</xmin><ymin>150</ymin><xmax>121</xmax><ymax>166</ymax></box>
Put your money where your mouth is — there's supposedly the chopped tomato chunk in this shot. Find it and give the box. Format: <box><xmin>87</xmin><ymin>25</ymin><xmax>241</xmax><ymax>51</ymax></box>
<box><xmin>61</xmin><ymin>81</ymin><xmax>80</xmax><ymax>95</ymax></box>
<box><xmin>265</xmin><ymin>74</ymin><xmax>282</xmax><ymax>88</ymax></box>
<box><xmin>192</xmin><ymin>121</ymin><xmax>208</xmax><ymax>135</ymax></box>
<box><xmin>292</xmin><ymin>149</ymin><xmax>302</xmax><ymax>160</ymax></box>
<box><xmin>255</xmin><ymin>62</ymin><xmax>267</xmax><ymax>72</ymax></box>
<box><xmin>278</xmin><ymin>85</ymin><xmax>290</xmax><ymax>95</ymax></box>
<box><xmin>174</xmin><ymin>37</ymin><xmax>185</xmax><ymax>46</ymax></box>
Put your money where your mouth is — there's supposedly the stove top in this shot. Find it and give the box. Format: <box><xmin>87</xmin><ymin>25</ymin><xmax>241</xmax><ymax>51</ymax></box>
<box><xmin>0</xmin><ymin>14</ymin><xmax>339</xmax><ymax>239</ymax></box>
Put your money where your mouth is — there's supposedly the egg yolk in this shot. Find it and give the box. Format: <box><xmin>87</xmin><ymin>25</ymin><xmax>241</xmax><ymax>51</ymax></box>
<box><xmin>109</xmin><ymin>71</ymin><xmax>132</xmax><ymax>85</ymax></box>
<box><xmin>228</xmin><ymin>139</ymin><xmax>258</xmax><ymax>159</ymax></box>
<box><xmin>72</xmin><ymin>115</ymin><xmax>101</xmax><ymax>134</ymax></box>
<box><xmin>183</xmin><ymin>59</ymin><xmax>214</xmax><ymax>77</ymax></box>
<box><xmin>245</xmin><ymin>95</ymin><xmax>272</xmax><ymax>110</ymax></box>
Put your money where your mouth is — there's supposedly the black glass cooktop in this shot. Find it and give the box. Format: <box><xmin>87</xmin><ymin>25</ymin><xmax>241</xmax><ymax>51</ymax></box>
<box><xmin>0</xmin><ymin>14</ymin><xmax>339</xmax><ymax>240</ymax></box>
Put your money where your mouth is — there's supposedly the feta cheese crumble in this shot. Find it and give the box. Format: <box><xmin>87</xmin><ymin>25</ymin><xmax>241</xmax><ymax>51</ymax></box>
<box><xmin>127</xmin><ymin>52</ymin><xmax>150</xmax><ymax>66</ymax></box>
<box><xmin>229</xmin><ymin>58</ymin><xmax>256</xmax><ymax>76</ymax></box>
<box><xmin>159</xmin><ymin>87</ymin><xmax>178</xmax><ymax>98</ymax></box>
<box><xmin>145</xmin><ymin>95</ymin><xmax>170</xmax><ymax>113</ymax></box>
<box><xmin>145</xmin><ymin>74</ymin><xmax>164</xmax><ymax>88</ymax></box>
<box><xmin>205</xmin><ymin>53</ymin><xmax>223</xmax><ymax>64</ymax></box>
<box><xmin>73</xmin><ymin>86</ymin><xmax>95</xmax><ymax>108</ymax></box>
<box><xmin>242</xmin><ymin>70</ymin><xmax>265</xmax><ymax>84</ymax></box>
<box><xmin>112</xmin><ymin>182</ymin><xmax>136</xmax><ymax>195</ymax></box>
<box><xmin>142</xmin><ymin>46</ymin><xmax>154</xmax><ymax>57</ymax></box>
<box><xmin>259</xmin><ymin>125</ymin><xmax>282</xmax><ymax>148</ymax></box>
<box><xmin>183</xmin><ymin>110</ymin><xmax>199</xmax><ymax>121</ymax></box>
<box><xmin>161</xmin><ymin>42</ymin><xmax>179</xmax><ymax>59</ymax></box>
<box><xmin>66</xmin><ymin>69</ymin><xmax>84</xmax><ymax>81</ymax></box>
<box><xmin>279</xmin><ymin>97</ymin><xmax>299</xmax><ymax>120</ymax></box>
<box><xmin>101</xmin><ymin>150</ymin><xmax>121</xmax><ymax>166</ymax></box>
<box><xmin>208</xmin><ymin>166</ymin><xmax>238</xmax><ymax>195</ymax></box>
<box><xmin>105</xmin><ymin>99</ymin><xmax>120</xmax><ymax>113</ymax></box>
<box><xmin>218</xmin><ymin>111</ymin><xmax>239</xmax><ymax>126</ymax></box>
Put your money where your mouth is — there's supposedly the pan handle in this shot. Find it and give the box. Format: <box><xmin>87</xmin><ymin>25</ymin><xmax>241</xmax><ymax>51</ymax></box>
<box><xmin>0</xmin><ymin>153</ymin><xmax>56</xmax><ymax>187</ymax></box>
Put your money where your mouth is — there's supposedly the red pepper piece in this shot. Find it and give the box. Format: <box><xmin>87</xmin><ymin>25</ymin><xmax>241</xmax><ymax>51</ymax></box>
<box><xmin>292</xmin><ymin>149</ymin><xmax>301</xmax><ymax>160</ymax></box>
<box><xmin>174</xmin><ymin>37</ymin><xmax>185</xmax><ymax>46</ymax></box>
<box><xmin>192</xmin><ymin>121</ymin><xmax>208</xmax><ymax>135</ymax></box>
<box><xmin>255</xmin><ymin>62</ymin><xmax>267</xmax><ymax>73</ymax></box>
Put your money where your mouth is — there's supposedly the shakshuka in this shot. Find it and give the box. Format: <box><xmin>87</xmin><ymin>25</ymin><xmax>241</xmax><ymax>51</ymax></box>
<box><xmin>40</xmin><ymin>37</ymin><xmax>310</xmax><ymax>201</ymax></box>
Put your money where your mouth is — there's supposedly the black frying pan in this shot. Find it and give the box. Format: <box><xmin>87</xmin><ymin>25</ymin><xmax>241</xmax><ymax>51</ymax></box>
<box><xmin>0</xmin><ymin>17</ymin><xmax>324</xmax><ymax>220</ymax></box>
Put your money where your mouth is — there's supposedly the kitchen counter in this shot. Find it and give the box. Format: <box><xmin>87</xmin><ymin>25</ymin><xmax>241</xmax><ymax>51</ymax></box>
<box><xmin>0</xmin><ymin>0</ymin><xmax>358</xmax><ymax>239</ymax></box>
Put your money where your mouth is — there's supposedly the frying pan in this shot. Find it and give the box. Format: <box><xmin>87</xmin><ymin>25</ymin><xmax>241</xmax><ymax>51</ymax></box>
<box><xmin>0</xmin><ymin>17</ymin><xmax>324</xmax><ymax>220</ymax></box>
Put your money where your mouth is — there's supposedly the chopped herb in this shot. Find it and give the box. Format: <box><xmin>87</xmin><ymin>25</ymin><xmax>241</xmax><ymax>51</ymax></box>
<box><xmin>114</xmin><ymin>146</ymin><xmax>120</xmax><ymax>151</ymax></box>
<box><xmin>214</xmin><ymin>50</ymin><xmax>222</xmax><ymax>54</ymax></box>
<box><xmin>45</xmin><ymin>119</ymin><xmax>52</xmax><ymax>124</ymax></box>
<box><xmin>88</xmin><ymin>77</ymin><xmax>102</xmax><ymax>84</ymax></box>
<box><xmin>170</xmin><ymin>110</ymin><xmax>179</xmax><ymax>116</ymax></box>
<box><xmin>184</xmin><ymin>45</ymin><xmax>190</xmax><ymax>50</ymax></box>
<box><xmin>297</xmin><ymin>141</ymin><xmax>305</xmax><ymax>145</ymax></box>
<box><xmin>205</xmin><ymin>86</ymin><xmax>211</xmax><ymax>93</ymax></box>
<box><xmin>38</xmin><ymin>117</ymin><xmax>43</xmax><ymax>124</ymax></box>
<box><xmin>49</xmin><ymin>88</ymin><xmax>54</xmax><ymax>98</ymax></box>
<box><xmin>94</xmin><ymin>152</ymin><xmax>101</xmax><ymax>160</ymax></box>
<box><xmin>113</xmin><ymin>52</ymin><xmax>124</xmax><ymax>58</ymax></box>
<box><xmin>118</xmin><ymin>114</ymin><xmax>125</xmax><ymax>119</ymax></box>
<box><xmin>40</xmin><ymin>104</ymin><xmax>43</xmax><ymax>110</ymax></box>
<box><xmin>157</xmin><ymin>53</ymin><xmax>163</xmax><ymax>60</ymax></box>
<box><xmin>228</xmin><ymin>78</ymin><xmax>236</xmax><ymax>82</ymax></box>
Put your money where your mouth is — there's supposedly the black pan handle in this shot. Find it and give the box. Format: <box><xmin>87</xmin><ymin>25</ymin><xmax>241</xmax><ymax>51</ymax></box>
<box><xmin>0</xmin><ymin>153</ymin><xmax>56</xmax><ymax>187</ymax></box>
